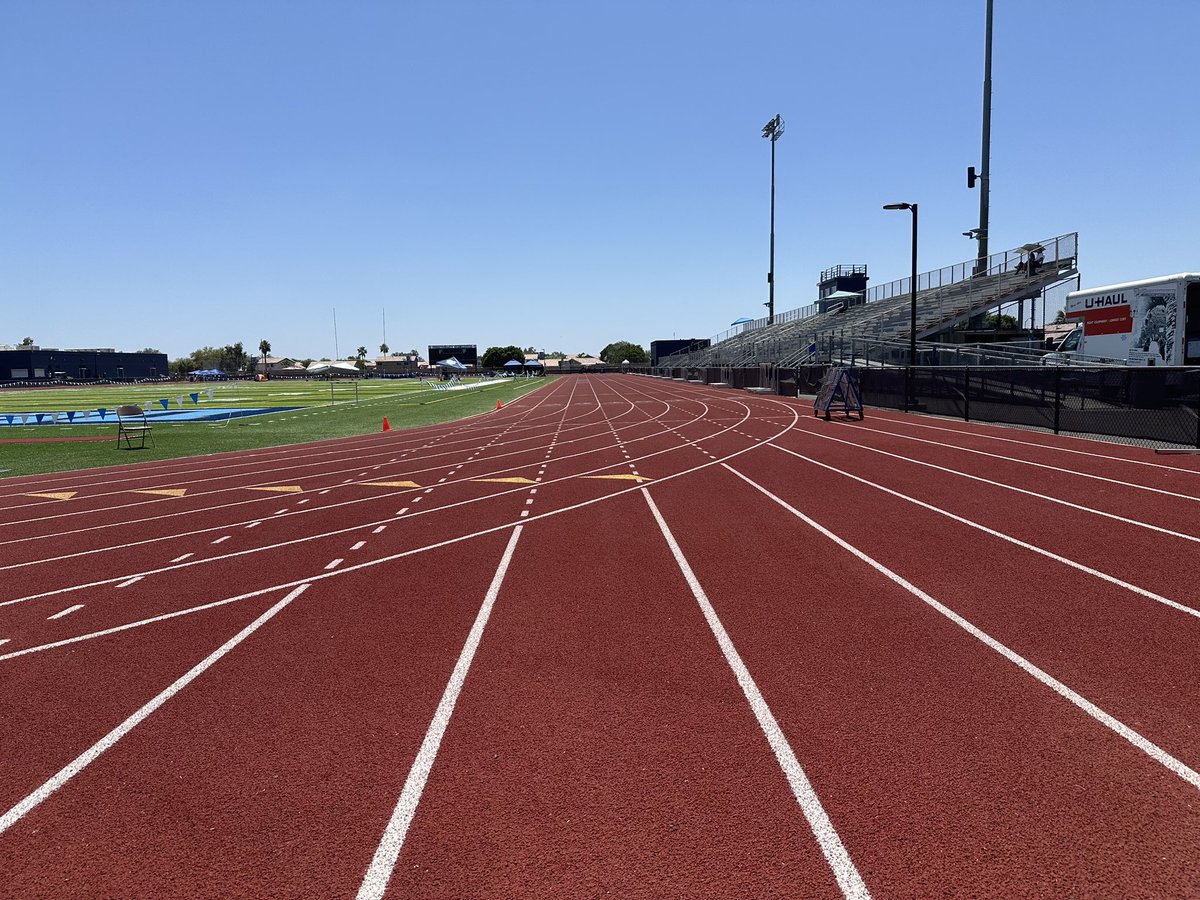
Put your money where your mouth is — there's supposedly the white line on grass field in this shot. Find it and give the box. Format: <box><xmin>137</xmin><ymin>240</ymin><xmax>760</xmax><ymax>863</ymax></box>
<box><xmin>357</xmin><ymin>525</ymin><xmax>523</xmax><ymax>900</ymax></box>
<box><xmin>641</xmin><ymin>489</ymin><xmax>870</xmax><ymax>900</ymax></box>
<box><xmin>0</xmin><ymin>584</ymin><xmax>310</xmax><ymax>836</ymax></box>
<box><xmin>724</xmin><ymin>463</ymin><xmax>1200</xmax><ymax>793</ymax></box>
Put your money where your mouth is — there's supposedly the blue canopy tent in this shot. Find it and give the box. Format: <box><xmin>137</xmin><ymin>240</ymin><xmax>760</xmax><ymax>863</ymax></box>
<box><xmin>503</xmin><ymin>359</ymin><xmax>523</xmax><ymax>368</ymax></box>
<box><xmin>435</xmin><ymin>357</ymin><xmax>468</xmax><ymax>371</ymax></box>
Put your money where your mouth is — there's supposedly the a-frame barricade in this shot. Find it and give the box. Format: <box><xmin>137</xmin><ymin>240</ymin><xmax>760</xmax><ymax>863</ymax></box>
<box><xmin>813</xmin><ymin>367</ymin><xmax>864</xmax><ymax>421</ymax></box>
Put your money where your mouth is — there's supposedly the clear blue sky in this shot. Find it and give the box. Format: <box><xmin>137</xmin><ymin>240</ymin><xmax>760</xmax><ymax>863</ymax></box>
<box><xmin>3</xmin><ymin>1</ymin><xmax>1197</xmax><ymax>361</ymax></box>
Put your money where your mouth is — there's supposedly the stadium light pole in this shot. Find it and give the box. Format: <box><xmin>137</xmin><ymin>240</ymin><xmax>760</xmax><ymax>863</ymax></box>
<box><xmin>762</xmin><ymin>114</ymin><xmax>785</xmax><ymax>326</ymax></box>
<box><xmin>884</xmin><ymin>202</ymin><xmax>918</xmax><ymax>406</ymax></box>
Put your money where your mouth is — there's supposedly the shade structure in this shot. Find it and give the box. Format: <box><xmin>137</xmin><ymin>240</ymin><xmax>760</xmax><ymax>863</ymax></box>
<box><xmin>503</xmin><ymin>359</ymin><xmax>524</xmax><ymax>368</ymax></box>
<box><xmin>730</xmin><ymin>316</ymin><xmax>754</xmax><ymax>326</ymax></box>
<box><xmin>435</xmin><ymin>357</ymin><xmax>468</xmax><ymax>371</ymax></box>
<box><xmin>307</xmin><ymin>360</ymin><xmax>360</xmax><ymax>375</ymax></box>
<box><xmin>522</xmin><ymin>359</ymin><xmax>543</xmax><ymax>367</ymax></box>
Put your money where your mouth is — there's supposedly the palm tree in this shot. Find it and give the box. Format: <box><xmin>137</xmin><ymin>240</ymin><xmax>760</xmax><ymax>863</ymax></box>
<box><xmin>259</xmin><ymin>339</ymin><xmax>271</xmax><ymax>375</ymax></box>
<box><xmin>379</xmin><ymin>342</ymin><xmax>389</xmax><ymax>356</ymax></box>
<box><xmin>356</xmin><ymin>346</ymin><xmax>368</xmax><ymax>372</ymax></box>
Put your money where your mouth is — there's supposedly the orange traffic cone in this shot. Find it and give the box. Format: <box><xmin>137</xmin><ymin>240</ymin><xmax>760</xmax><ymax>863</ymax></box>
<box><xmin>382</xmin><ymin>417</ymin><xmax>391</xmax><ymax>432</ymax></box>
<box><xmin>496</xmin><ymin>400</ymin><xmax>503</xmax><ymax>410</ymax></box>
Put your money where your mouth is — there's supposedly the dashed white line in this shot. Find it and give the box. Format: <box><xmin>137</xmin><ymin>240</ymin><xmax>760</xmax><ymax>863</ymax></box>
<box><xmin>373</xmin><ymin>526</ymin><xmax>387</xmax><ymax>534</ymax></box>
<box><xmin>117</xmin><ymin>576</ymin><xmax>143</xmax><ymax>588</ymax></box>
<box><xmin>211</xmin><ymin>535</ymin><xmax>230</xmax><ymax>545</ymax></box>
<box><xmin>245</xmin><ymin>522</ymin><xmax>261</xmax><ymax>529</ymax></box>
<box><xmin>47</xmin><ymin>604</ymin><xmax>85</xmax><ymax>620</ymax></box>
<box><xmin>325</xmin><ymin>559</ymin><xmax>343</xmax><ymax>570</ymax></box>
<box><xmin>170</xmin><ymin>553</ymin><xmax>194</xmax><ymax>563</ymax></box>
<box><xmin>351</xmin><ymin>541</ymin><xmax>366</xmax><ymax>551</ymax></box>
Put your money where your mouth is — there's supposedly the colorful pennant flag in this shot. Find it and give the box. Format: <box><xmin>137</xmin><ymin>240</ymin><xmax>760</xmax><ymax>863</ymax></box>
<box><xmin>159</xmin><ymin>399</ymin><xmax>169</xmax><ymax>410</ymax></box>
<box><xmin>190</xmin><ymin>392</ymin><xmax>200</xmax><ymax>404</ymax></box>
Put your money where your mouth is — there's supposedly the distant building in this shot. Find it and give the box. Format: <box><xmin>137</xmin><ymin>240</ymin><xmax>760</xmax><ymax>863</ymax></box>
<box><xmin>254</xmin><ymin>356</ymin><xmax>298</xmax><ymax>374</ymax></box>
<box><xmin>0</xmin><ymin>348</ymin><xmax>167</xmax><ymax>382</ymax></box>
<box><xmin>375</xmin><ymin>353</ymin><xmax>421</xmax><ymax>375</ymax></box>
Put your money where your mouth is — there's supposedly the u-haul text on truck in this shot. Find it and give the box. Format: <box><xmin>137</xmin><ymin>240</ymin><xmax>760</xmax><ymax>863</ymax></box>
<box><xmin>1053</xmin><ymin>273</ymin><xmax>1200</xmax><ymax>366</ymax></box>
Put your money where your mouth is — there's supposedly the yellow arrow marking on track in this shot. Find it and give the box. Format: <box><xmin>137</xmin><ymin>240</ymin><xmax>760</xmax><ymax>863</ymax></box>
<box><xmin>472</xmin><ymin>477</ymin><xmax>537</xmax><ymax>484</ymax></box>
<box><xmin>135</xmin><ymin>489</ymin><xmax>188</xmax><ymax>497</ymax></box>
<box><xmin>24</xmin><ymin>492</ymin><xmax>77</xmax><ymax>501</ymax></box>
<box><xmin>248</xmin><ymin>485</ymin><xmax>303</xmax><ymax>493</ymax></box>
<box><xmin>584</xmin><ymin>474</ymin><xmax>653</xmax><ymax>483</ymax></box>
<box><xmin>363</xmin><ymin>481</ymin><xmax>422</xmax><ymax>488</ymax></box>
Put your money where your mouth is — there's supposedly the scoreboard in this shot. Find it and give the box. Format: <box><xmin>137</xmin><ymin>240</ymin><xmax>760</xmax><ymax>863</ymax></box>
<box><xmin>428</xmin><ymin>344</ymin><xmax>478</xmax><ymax>367</ymax></box>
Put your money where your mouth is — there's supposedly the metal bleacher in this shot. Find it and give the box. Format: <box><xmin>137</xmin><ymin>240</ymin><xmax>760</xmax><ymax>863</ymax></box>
<box><xmin>663</xmin><ymin>233</ymin><xmax>1079</xmax><ymax>369</ymax></box>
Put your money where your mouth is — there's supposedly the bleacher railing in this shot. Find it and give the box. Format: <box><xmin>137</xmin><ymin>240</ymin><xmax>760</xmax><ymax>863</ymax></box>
<box><xmin>664</xmin><ymin>232</ymin><xmax>1078</xmax><ymax>366</ymax></box>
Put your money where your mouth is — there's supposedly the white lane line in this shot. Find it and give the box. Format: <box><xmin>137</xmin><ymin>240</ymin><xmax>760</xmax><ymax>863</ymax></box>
<box><xmin>47</xmin><ymin>604</ymin><xmax>85</xmax><ymax>621</ymax></box>
<box><xmin>245</xmin><ymin>522</ymin><xmax>261</xmax><ymax>529</ymax></box>
<box><xmin>0</xmin><ymin>584</ymin><xmax>308</xmax><ymax>837</ymax></box>
<box><xmin>320</xmin><ymin>490</ymin><xmax>331</xmax><ymax>495</ymax></box>
<box><xmin>325</xmin><ymin>559</ymin><xmax>343</xmax><ymax>570</ymax></box>
<box><xmin>796</xmin><ymin>428</ymin><xmax>1200</xmax><ymax>546</ymax></box>
<box><xmin>274</xmin><ymin>509</ymin><xmax>288</xmax><ymax>515</ymax></box>
<box><xmin>642</xmin><ymin>489</ymin><xmax>870</xmax><ymax>899</ymax></box>
<box><xmin>725</xmin><ymin>464</ymin><xmax>1200</xmax><ymax>793</ymax></box>
<box><xmin>351</xmin><ymin>541</ymin><xmax>366</xmax><ymax>551</ymax></box>
<box><xmin>519</xmin><ymin>510</ymin><xmax>529</xmax><ymax>517</ymax></box>
<box><xmin>297</xmin><ymin>499</ymin><xmax>310</xmax><ymax>505</ymax></box>
<box><xmin>170</xmin><ymin>553</ymin><xmax>194</xmax><ymax>563</ymax></box>
<box><xmin>847</xmin><ymin>420</ymin><xmax>1200</xmax><ymax>503</ymax></box>
<box><xmin>357</xmin><ymin>526</ymin><xmax>523</xmax><ymax>900</ymax></box>
<box><xmin>211</xmin><ymin>535</ymin><xmax>230</xmax><ymax>545</ymax></box>
<box><xmin>117</xmin><ymin>576</ymin><xmax>143</xmax><ymax>588</ymax></box>
<box><xmin>768</xmin><ymin>444</ymin><xmax>1200</xmax><ymax>621</ymax></box>
<box><xmin>373</xmin><ymin>526</ymin><xmax>387</xmax><ymax>534</ymax></box>
<box><xmin>0</xmin><ymin>639</ymin><xmax>8</xmax><ymax>647</ymax></box>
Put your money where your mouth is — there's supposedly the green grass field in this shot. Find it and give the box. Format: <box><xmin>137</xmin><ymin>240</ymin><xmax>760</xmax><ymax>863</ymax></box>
<box><xmin>0</xmin><ymin>376</ymin><xmax>550</xmax><ymax>479</ymax></box>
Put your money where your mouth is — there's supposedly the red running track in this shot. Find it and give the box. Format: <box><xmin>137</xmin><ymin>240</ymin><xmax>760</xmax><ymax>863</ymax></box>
<box><xmin>2</xmin><ymin>374</ymin><xmax>1199</xmax><ymax>898</ymax></box>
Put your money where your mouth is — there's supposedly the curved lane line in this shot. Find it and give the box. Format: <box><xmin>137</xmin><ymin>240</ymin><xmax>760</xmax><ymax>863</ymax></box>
<box><xmin>723</xmin><ymin>463</ymin><xmax>1200</xmax><ymax>793</ymax></box>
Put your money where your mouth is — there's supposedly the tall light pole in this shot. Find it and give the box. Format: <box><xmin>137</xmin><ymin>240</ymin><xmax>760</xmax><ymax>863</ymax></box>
<box><xmin>884</xmin><ymin>202</ymin><xmax>918</xmax><ymax>404</ymax></box>
<box><xmin>762</xmin><ymin>114</ymin><xmax>784</xmax><ymax>326</ymax></box>
<box><xmin>969</xmin><ymin>0</ymin><xmax>994</xmax><ymax>275</ymax></box>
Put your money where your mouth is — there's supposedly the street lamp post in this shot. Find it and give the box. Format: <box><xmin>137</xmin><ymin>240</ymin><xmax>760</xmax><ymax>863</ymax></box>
<box><xmin>884</xmin><ymin>202</ymin><xmax>919</xmax><ymax>407</ymax></box>
<box><xmin>762</xmin><ymin>114</ymin><xmax>785</xmax><ymax>326</ymax></box>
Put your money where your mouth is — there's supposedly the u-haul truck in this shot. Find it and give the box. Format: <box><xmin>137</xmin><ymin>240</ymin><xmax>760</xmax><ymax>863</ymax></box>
<box><xmin>1051</xmin><ymin>273</ymin><xmax>1200</xmax><ymax>366</ymax></box>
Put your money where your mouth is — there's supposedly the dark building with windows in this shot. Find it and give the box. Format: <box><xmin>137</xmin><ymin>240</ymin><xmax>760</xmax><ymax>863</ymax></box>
<box><xmin>0</xmin><ymin>347</ymin><xmax>168</xmax><ymax>382</ymax></box>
